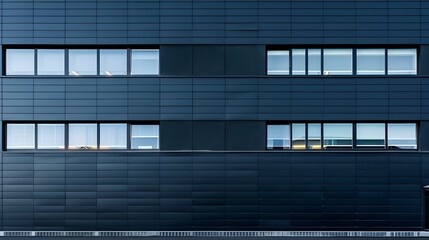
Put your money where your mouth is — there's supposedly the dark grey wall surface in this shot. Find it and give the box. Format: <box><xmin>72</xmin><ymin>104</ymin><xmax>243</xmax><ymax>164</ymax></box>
<box><xmin>0</xmin><ymin>0</ymin><xmax>428</xmax><ymax>232</ymax></box>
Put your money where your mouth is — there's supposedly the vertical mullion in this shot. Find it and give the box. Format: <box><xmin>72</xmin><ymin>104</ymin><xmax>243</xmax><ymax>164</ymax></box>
<box><xmin>305</xmin><ymin>123</ymin><xmax>308</xmax><ymax>150</ymax></box>
<box><xmin>34</xmin><ymin>123</ymin><xmax>38</xmax><ymax>149</ymax></box>
<box><xmin>385</xmin><ymin>123</ymin><xmax>388</xmax><ymax>150</ymax></box>
<box><xmin>305</xmin><ymin>49</ymin><xmax>308</xmax><ymax>75</ymax></box>
<box><xmin>321</xmin><ymin>123</ymin><xmax>324</xmax><ymax>150</ymax></box>
<box><xmin>34</xmin><ymin>49</ymin><xmax>38</xmax><ymax>75</ymax></box>
<box><xmin>128</xmin><ymin>49</ymin><xmax>132</xmax><ymax>75</ymax></box>
<box><xmin>65</xmin><ymin>123</ymin><xmax>69</xmax><ymax>150</ymax></box>
<box><xmin>65</xmin><ymin>49</ymin><xmax>69</xmax><ymax>76</ymax></box>
<box><xmin>97</xmin><ymin>124</ymin><xmax>100</xmax><ymax>150</ymax></box>
<box><xmin>385</xmin><ymin>48</ymin><xmax>388</xmax><ymax>75</ymax></box>
<box><xmin>352</xmin><ymin>48</ymin><xmax>357</xmax><ymax>75</ymax></box>
<box><xmin>321</xmin><ymin>49</ymin><xmax>324</xmax><ymax>75</ymax></box>
<box><xmin>128</xmin><ymin>124</ymin><xmax>132</xmax><ymax>150</ymax></box>
<box><xmin>289</xmin><ymin>49</ymin><xmax>292</xmax><ymax>76</ymax></box>
<box><xmin>97</xmin><ymin>49</ymin><xmax>100</xmax><ymax>76</ymax></box>
<box><xmin>352</xmin><ymin>123</ymin><xmax>357</xmax><ymax>149</ymax></box>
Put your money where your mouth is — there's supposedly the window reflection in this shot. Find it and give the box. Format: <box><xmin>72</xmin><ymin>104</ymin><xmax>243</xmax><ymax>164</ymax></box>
<box><xmin>323</xmin><ymin>49</ymin><xmax>353</xmax><ymax>75</ymax></box>
<box><xmin>356</xmin><ymin>123</ymin><xmax>385</xmax><ymax>148</ymax></box>
<box><xmin>69</xmin><ymin>49</ymin><xmax>97</xmax><ymax>75</ymax></box>
<box><xmin>38</xmin><ymin>124</ymin><xmax>65</xmax><ymax>149</ymax></box>
<box><xmin>37</xmin><ymin>49</ymin><xmax>65</xmax><ymax>75</ymax></box>
<box><xmin>308</xmin><ymin>49</ymin><xmax>321</xmax><ymax>75</ymax></box>
<box><xmin>6</xmin><ymin>49</ymin><xmax>34</xmax><ymax>75</ymax></box>
<box><xmin>7</xmin><ymin>124</ymin><xmax>35</xmax><ymax>149</ymax></box>
<box><xmin>131</xmin><ymin>125</ymin><xmax>159</xmax><ymax>149</ymax></box>
<box><xmin>68</xmin><ymin>124</ymin><xmax>97</xmax><ymax>150</ymax></box>
<box><xmin>308</xmin><ymin>123</ymin><xmax>321</xmax><ymax>149</ymax></box>
<box><xmin>357</xmin><ymin>49</ymin><xmax>385</xmax><ymax>75</ymax></box>
<box><xmin>292</xmin><ymin>123</ymin><xmax>306</xmax><ymax>149</ymax></box>
<box><xmin>292</xmin><ymin>49</ymin><xmax>306</xmax><ymax>75</ymax></box>
<box><xmin>388</xmin><ymin>49</ymin><xmax>417</xmax><ymax>75</ymax></box>
<box><xmin>100</xmin><ymin>124</ymin><xmax>127</xmax><ymax>149</ymax></box>
<box><xmin>267</xmin><ymin>125</ymin><xmax>290</xmax><ymax>149</ymax></box>
<box><xmin>267</xmin><ymin>50</ymin><xmax>289</xmax><ymax>75</ymax></box>
<box><xmin>388</xmin><ymin>123</ymin><xmax>417</xmax><ymax>149</ymax></box>
<box><xmin>100</xmin><ymin>50</ymin><xmax>127</xmax><ymax>75</ymax></box>
<box><xmin>131</xmin><ymin>49</ymin><xmax>159</xmax><ymax>75</ymax></box>
<box><xmin>323</xmin><ymin>123</ymin><xmax>353</xmax><ymax>148</ymax></box>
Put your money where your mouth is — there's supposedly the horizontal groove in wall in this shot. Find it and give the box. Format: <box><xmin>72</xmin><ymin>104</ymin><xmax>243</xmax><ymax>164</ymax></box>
<box><xmin>1</xmin><ymin>231</ymin><xmax>429</xmax><ymax>237</ymax></box>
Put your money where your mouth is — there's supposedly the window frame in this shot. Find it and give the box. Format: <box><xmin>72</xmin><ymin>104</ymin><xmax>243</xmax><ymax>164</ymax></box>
<box><xmin>4</xmin><ymin>122</ymin><xmax>160</xmax><ymax>151</ymax></box>
<box><xmin>266</xmin><ymin>46</ymin><xmax>418</xmax><ymax>76</ymax></box>
<box><xmin>3</xmin><ymin>46</ymin><xmax>160</xmax><ymax>77</ymax></box>
<box><xmin>266</xmin><ymin>122</ymin><xmax>418</xmax><ymax>151</ymax></box>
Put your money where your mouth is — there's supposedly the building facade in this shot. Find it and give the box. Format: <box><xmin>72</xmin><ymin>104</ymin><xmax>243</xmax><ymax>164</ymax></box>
<box><xmin>0</xmin><ymin>0</ymin><xmax>428</xmax><ymax>233</ymax></box>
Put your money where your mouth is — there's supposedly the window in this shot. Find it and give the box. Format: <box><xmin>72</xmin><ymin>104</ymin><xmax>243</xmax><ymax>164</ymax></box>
<box><xmin>292</xmin><ymin>49</ymin><xmax>306</xmax><ymax>75</ymax></box>
<box><xmin>388</xmin><ymin>123</ymin><xmax>417</xmax><ymax>149</ymax></box>
<box><xmin>308</xmin><ymin>49</ymin><xmax>321</xmax><ymax>75</ymax></box>
<box><xmin>267</xmin><ymin>50</ymin><xmax>289</xmax><ymax>75</ymax></box>
<box><xmin>37</xmin><ymin>49</ymin><xmax>65</xmax><ymax>75</ymax></box>
<box><xmin>131</xmin><ymin>125</ymin><xmax>159</xmax><ymax>149</ymax></box>
<box><xmin>292</xmin><ymin>123</ymin><xmax>306</xmax><ymax>149</ymax></box>
<box><xmin>308</xmin><ymin>123</ymin><xmax>321</xmax><ymax>149</ymax></box>
<box><xmin>323</xmin><ymin>49</ymin><xmax>353</xmax><ymax>75</ymax></box>
<box><xmin>38</xmin><ymin>124</ymin><xmax>65</xmax><ymax>149</ymax></box>
<box><xmin>388</xmin><ymin>49</ymin><xmax>417</xmax><ymax>75</ymax></box>
<box><xmin>356</xmin><ymin>123</ymin><xmax>385</xmax><ymax>148</ymax></box>
<box><xmin>6</xmin><ymin>49</ymin><xmax>34</xmax><ymax>75</ymax></box>
<box><xmin>100</xmin><ymin>49</ymin><xmax>127</xmax><ymax>76</ymax></box>
<box><xmin>267</xmin><ymin>125</ymin><xmax>290</xmax><ymax>149</ymax></box>
<box><xmin>267</xmin><ymin>47</ymin><xmax>417</xmax><ymax>76</ymax></box>
<box><xmin>131</xmin><ymin>49</ymin><xmax>160</xmax><ymax>75</ymax></box>
<box><xmin>357</xmin><ymin>49</ymin><xmax>385</xmax><ymax>75</ymax></box>
<box><xmin>7</xmin><ymin>124</ymin><xmax>35</xmax><ymax>149</ymax></box>
<box><xmin>100</xmin><ymin>124</ymin><xmax>127</xmax><ymax>149</ymax></box>
<box><xmin>68</xmin><ymin>124</ymin><xmax>97</xmax><ymax>149</ymax></box>
<box><xmin>69</xmin><ymin>49</ymin><xmax>97</xmax><ymax>75</ymax></box>
<box><xmin>323</xmin><ymin>123</ymin><xmax>353</xmax><ymax>148</ymax></box>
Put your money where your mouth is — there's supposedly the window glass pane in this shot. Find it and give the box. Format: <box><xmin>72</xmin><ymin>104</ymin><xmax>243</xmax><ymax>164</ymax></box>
<box><xmin>6</xmin><ymin>49</ymin><xmax>34</xmax><ymax>75</ymax></box>
<box><xmin>38</xmin><ymin>124</ymin><xmax>65</xmax><ymax>149</ymax></box>
<box><xmin>7</xmin><ymin>124</ymin><xmax>35</xmax><ymax>149</ymax></box>
<box><xmin>323</xmin><ymin>49</ymin><xmax>353</xmax><ymax>75</ymax></box>
<box><xmin>267</xmin><ymin>50</ymin><xmax>289</xmax><ymax>75</ymax></box>
<box><xmin>356</xmin><ymin>123</ymin><xmax>385</xmax><ymax>148</ymax></box>
<box><xmin>292</xmin><ymin>123</ymin><xmax>306</xmax><ymax>149</ymax></box>
<box><xmin>131</xmin><ymin>49</ymin><xmax>159</xmax><ymax>75</ymax></box>
<box><xmin>388</xmin><ymin>49</ymin><xmax>417</xmax><ymax>75</ymax></box>
<box><xmin>37</xmin><ymin>49</ymin><xmax>65</xmax><ymax>75</ymax></box>
<box><xmin>69</xmin><ymin>124</ymin><xmax>97</xmax><ymax>149</ymax></box>
<box><xmin>100</xmin><ymin>124</ymin><xmax>127</xmax><ymax>149</ymax></box>
<box><xmin>308</xmin><ymin>123</ymin><xmax>321</xmax><ymax>149</ymax></box>
<box><xmin>323</xmin><ymin>123</ymin><xmax>353</xmax><ymax>148</ymax></box>
<box><xmin>100</xmin><ymin>49</ymin><xmax>127</xmax><ymax>76</ymax></box>
<box><xmin>357</xmin><ymin>49</ymin><xmax>385</xmax><ymax>75</ymax></box>
<box><xmin>267</xmin><ymin>125</ymin><xmax>290</xmax><ymax>149</ymax></box>
<box><xmin>308</xmin><ymin>49</ymin><xmax>321</xmax><ymax>75</ymax></box>
<box><xmin>131</xmin><ymin>125</ymin><xmax>159</xmax><ymax>149</ymax></box>
<box><xmin>292</xmin><ymin>49</ymin><xmax>306</xmax><ymax>75</ymax></box>
<box><xmin>388</xmin><ymin>123</ymin><xmax>417</xmax><ymax>149</ymax></box>
<box><xmin>69</xmin><ymin>49</ymin><xmax>97</xmax><ymax>75</ymax></box>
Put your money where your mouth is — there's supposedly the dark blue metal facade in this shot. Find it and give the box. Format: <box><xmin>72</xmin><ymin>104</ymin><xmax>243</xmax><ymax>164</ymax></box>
<box><xmin>0</xmin><ymin>0</ymin><xmax>428</xmax><ymax>232</ymax></box>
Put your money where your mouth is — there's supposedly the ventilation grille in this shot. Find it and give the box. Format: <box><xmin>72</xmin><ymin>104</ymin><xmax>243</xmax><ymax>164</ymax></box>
<box><xmin>0</xmin><ymin>231</ymin><xmax>428</xmax><ymax>237</ymax></box>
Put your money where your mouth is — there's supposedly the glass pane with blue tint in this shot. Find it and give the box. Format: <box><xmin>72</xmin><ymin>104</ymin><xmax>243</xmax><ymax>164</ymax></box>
<box><xmin>69</xmin><ymin>49</ymin><xmax>97</xmax><ymax>75</ymax></box>
<box><xmin>100</xmin><ymin>49</ymin><xmax>127</xmax><ymax>76</ymax></box>
<box><xmin>38</xmin><ymin>124</ymin><xmax>65</xmax><ymax>149</ymax></box>
<box><xmin>323</xmin><ymin>123</ymin><xmax>353</xmax><ymax>148</ymax></box>
<box><xmin>69</xmin><ymin>124</ymin><xmax>97</xmax><ymax>150</ymax></box>
<box><xmin>357</xmin><ymin>49</ymin><xmax>385</xmax><ymax>75</ymax></box>
<box><xmin>100</xmin><ymin>124</ymin><xmax>127</xmax><ymax>149</ymax></box>
<box><xmin>388</xmin><ymin>123</ymin><xmax>417</xmax><ymax>149</ymax></box>
<box><xmin>308</xmin><ymin>123</ymin><xmax>321</xmax><ymax>149</ymax></box>
<box><xmin>267</xmin><ymin>125</ymin><xmax>290</xmax><ymax>149</ymax></box>
<box><xmin>6</xmin><ymin>49</ymin><xmax>34</xmax><ymax>75</ymax></box>
<box><xmin>388</xmin><ymin>49</ymin><xmax>417</xmax><ymax>75</ymax></box>
<box><xmin>292</xmin><ymin>123</ymin><xmax>306</xmax><ymax>149</ymax></box>
<box><xmin>131</xmin><ymin>49</ymin><xmax>159</xmax><ymax>75</ymax></box>
<box><xmin>323</xmin><ymin>49</ymin><xmax>353</xmax><ymax>75</ymax></box>
<box><xmin>37</xmin><ymin>49</ymin><xmax>65</xmax><ymax>75</ymax></box>
<box><xmin>292</xmin><ymin>49</ymin><xmax>306</xmax><ymax>75</ymax></box>
<box><xmin>267</xmin><ymin>50</ymin><xmax>289</xmax><ymax>75</ymax></box>
<box><xmin>131</xmin><ymin>125</ymin><xmax>159</xmax><ymax>149</ymax></box>
<box><xmin>356</xmin><ymin>123</ymin><xmax>385</xmax><ymax>148</ymax></box>
<box><xmin>308</xmin><ymin>49</ymin><xmax>321</xmax><ymax>75</ymax></box>
<box><xmin>7</xmin><ymin>124</ymin><xmax>35</xmax><ymax>149</ymax></box>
